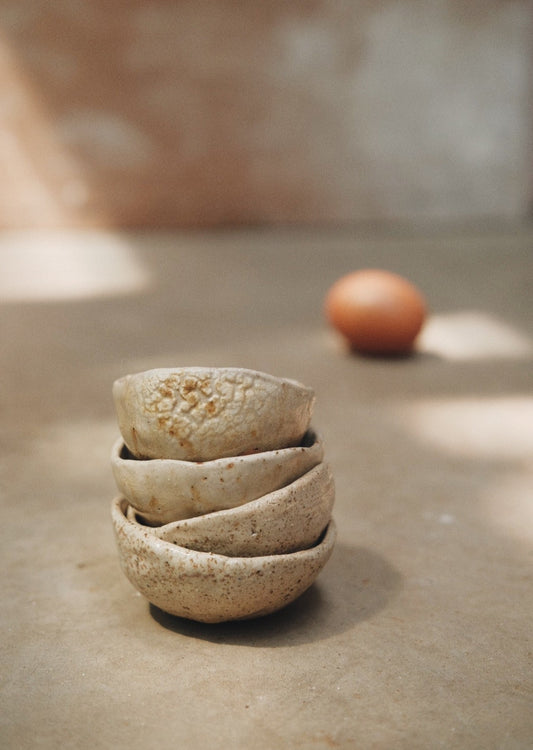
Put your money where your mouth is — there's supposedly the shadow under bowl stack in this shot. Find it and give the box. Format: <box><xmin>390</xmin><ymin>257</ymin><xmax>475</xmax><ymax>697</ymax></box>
<box><xmin>110</xmin><ymin>367</ymin><xmax>336</xmax><ymax>623</ymax></box>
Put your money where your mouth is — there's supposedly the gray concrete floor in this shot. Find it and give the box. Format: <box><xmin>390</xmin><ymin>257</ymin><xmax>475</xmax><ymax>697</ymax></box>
<box><xmin>1</xmin><ymin>226</ymin><xmax>532</xmax><ymax>749</ymax></box>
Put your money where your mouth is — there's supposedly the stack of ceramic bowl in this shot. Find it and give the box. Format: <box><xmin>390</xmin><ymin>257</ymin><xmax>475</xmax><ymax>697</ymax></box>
<box><xmin>110</xmin><ymin>367</ymin><xmax>336</xmax><ymax>623</ymax></box>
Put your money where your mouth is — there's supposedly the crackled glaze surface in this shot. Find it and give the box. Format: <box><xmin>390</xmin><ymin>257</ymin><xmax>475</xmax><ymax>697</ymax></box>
<box><xmin>111</xmin><ymin>429</ymin><xmax>324</xmax><ymax>525</ymax></box>
<box><xmin>113</xmin><ymin>367</ymin><xmax>315</xmax><ymax>461</ymax></box>
<box><xmin>111</xmin><ymin>497</ymin><xmax>336</xmax><ymax>623</ymax></box>
<box><xmin>127</xmin><ymin>462</ymin><xmax>334</xmax><ymax>556</ymax></box>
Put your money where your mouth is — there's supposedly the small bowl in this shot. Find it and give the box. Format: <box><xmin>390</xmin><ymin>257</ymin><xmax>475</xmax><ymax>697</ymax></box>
<box><xmin>111</xmin><ymin>497</ymin><xmax>336</xmax><ymax>623</ymax></box>
<box><xmin>112</xmin><ymin>367</ymin><xmax>315</xmax><ymax>461</ymax></box>
<box><xmin>111</xmin><ymin>429</ymin><xmax>324</xmax><ymax>525</ymax></box>
<box><xmin>126</xmin><ymin>461</ymin><xmax>335</xmax><ymax>556</ymax></box>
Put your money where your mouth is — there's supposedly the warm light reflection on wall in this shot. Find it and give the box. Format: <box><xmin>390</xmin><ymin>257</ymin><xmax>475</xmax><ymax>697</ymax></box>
<box><xmin>391</xmin><ymin>396</ymin><xmax>533</xmax><ymax>462</ymax></box>
<box><xmin>0</xmin><ymin>232</ymin><xmax>150</xmax><ymax>301</ymax></box>
<box><xmin>0</xmin><ymin>31</ymin><xmax>94</xmax><ymax>226</ymax></box>
<box><xmin>419</xmin><ymin>311</ymin><xmax>533</xmax><ymax>360</ymax></box>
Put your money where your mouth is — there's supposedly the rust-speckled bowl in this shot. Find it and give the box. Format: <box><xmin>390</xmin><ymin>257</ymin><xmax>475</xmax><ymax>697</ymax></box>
<box><xmin>125</xmin><ymin>462</ymin><xmax>335</xmax><ymax>556</ymax></box>
<box><xmin>111</xmin><ymin>496</ymin><xmax>337</xmax><ymax>623</ymax></box>
<box><xmin>111</xmin><ymin>429</ymin><xmax>324</xmax><ymax>525</ymax></box>
<box><xmin>113</xmin><ymin>367</ymin><xmax>315</xmax><ymax>461</ymax></box>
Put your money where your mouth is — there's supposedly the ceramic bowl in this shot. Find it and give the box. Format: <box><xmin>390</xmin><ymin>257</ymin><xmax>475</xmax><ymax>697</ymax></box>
<box><xmin>112</xmin><ymin>367</ymin><xmax>315</xmax><ymax>461</ymax></box>
<box><xmin>111</xmin><ymin>428</ymin><xmax>324</xmax><ymax>525</ymax></box>
<box><xmin>111</xmin><ymin>496</ymin><xmax>336</xmax><ymax>623</ymax></box>
<box><xmin>126</xmin><ymin>461</ymin><xmax>335</xmax><ymax>556</ymax></box>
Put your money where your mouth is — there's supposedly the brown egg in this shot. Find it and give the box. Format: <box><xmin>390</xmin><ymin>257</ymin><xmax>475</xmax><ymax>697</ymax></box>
<box><xmin>325</xmin><ymin>269</ymin><xmax>427</xmax><ymax>355</ymax></box>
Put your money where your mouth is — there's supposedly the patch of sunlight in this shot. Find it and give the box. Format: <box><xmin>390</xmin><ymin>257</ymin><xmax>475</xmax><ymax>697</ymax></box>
<box><xmin>419</xmin><ymin>311</ymin><xmax>533</xmax><ymax>360</ymax></box>
<box><xmin>484</xmin><ymin>473</ymin><xmax>533</xmax><ymax>544</ymax></box>
<box><xmin>391</xmin><ymin>396</ymin><xmax>533</xmax><ymax>461</ymax></box>
<box><xmin>0</xmin><ymin>231</ymin><xmax>151</xmax><ymax>301</ymax></box>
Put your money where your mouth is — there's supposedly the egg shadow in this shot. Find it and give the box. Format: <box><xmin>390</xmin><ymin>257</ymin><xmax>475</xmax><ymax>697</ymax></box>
<box><xmin>149</xmin><ymin>542</ymin><xmax>402</xmax><ymax>647</ymax></box>
<box><xmin>342</xmin><ymin>345</ymin><xmax>443</xmax><ymax>363</ymax></box>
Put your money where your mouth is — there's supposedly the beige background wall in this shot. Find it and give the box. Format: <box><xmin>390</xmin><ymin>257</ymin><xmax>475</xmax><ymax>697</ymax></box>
<box><xmin>0</xmin><ymin>0</ymin><xmax>531</xmax><ymax>228</ymax></box>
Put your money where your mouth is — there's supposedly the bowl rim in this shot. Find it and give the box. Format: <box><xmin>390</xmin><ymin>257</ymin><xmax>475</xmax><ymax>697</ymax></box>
<box><xmin>123</xmin><ymin>460</ymin><xmax>334</xmax><ymax>558</ymax></box>
<box><xmin>127</xmin><ymin>460</ymin><xmax>333</xmax><ymax>531</ymax></box>
<box><xmin>111</xmin><ymin>495</ymin><xmax>336</xmax><ymax>566</ymax></box>
<box><xmin>110</xmin><ymin>427</ymin><xmax>322</xmax><ymax>467</ymax></box>
<box><xmin>113</xmin><ymin>366</ymin><xmax>314</xmax><ymax>395</ymax></box>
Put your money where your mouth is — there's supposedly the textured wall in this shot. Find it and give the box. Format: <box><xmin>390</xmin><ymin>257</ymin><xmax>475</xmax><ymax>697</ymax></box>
<box><xmin>0</xmin><ymin>1</ymin><xmax>530</xmax><ymax>227</ymax></box>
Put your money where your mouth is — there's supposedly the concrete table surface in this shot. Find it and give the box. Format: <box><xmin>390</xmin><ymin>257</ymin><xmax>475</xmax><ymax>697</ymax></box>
<box><xmin>1</xmin><ymin>226</ymin><xmax>532</xmax><ymax>749</ymax></box>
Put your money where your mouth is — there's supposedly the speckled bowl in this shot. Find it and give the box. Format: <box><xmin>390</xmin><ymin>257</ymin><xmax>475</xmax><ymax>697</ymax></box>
<box><xmin>113</xmin><ymin>367</ymin><xmax>315</xmax><ymax>461</ymax></box>
<box><xmin>125</xmin><ymin>461</ymin><xmax>335</xmax><ymax>556</ymax></box>
<box><xmin>111</xmin><ymin>496</ymin><xmax>336</xmax><ymax>623</ymax></box>
<box><xmin>111</xmin><ymin>428</ymin><xmax>324</xmax><ymax>525</ymax></box>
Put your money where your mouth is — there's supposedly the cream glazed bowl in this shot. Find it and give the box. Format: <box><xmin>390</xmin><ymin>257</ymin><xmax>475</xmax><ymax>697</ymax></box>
<box><xmin>126</xmin><ymin>461</ymin><xmax>335</xmax><ymax>557</ymax></box>
<box><xmin>112</xmin><ymin>367</ymin><xmax>315</xmax><ymax>461</ymax></box>
<box><xmin>111</xmin><ymin>497</ymin><xmax>337</xmax><ymax>623</ymax></box>
<box><xmin>111</xmin><ymin>428</ymin><xmax>324</xmax><ymax>525</ymax></box>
